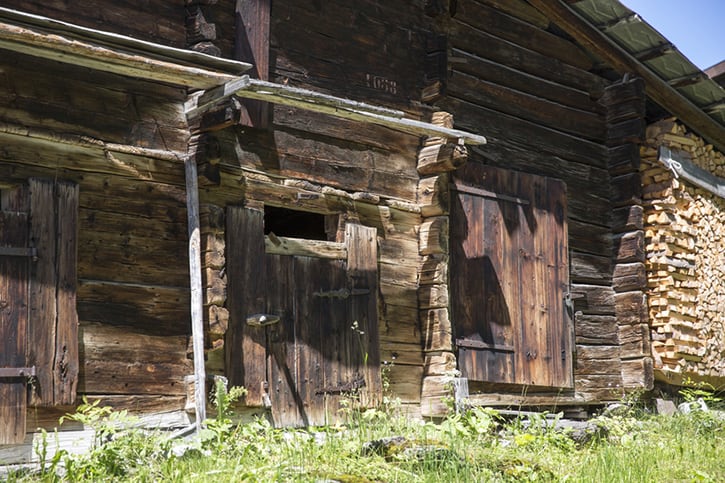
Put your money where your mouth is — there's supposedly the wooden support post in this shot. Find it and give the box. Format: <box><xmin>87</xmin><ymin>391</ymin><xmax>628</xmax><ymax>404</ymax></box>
<box><xmin>185</xmin><ymin>157</ymin><xmax>207</xmax><ymax>430</ymax></box>
<box><xmin>235</xmin><ymin>0</ymin><xmax>271</xmax><ymax>128</ymax></box>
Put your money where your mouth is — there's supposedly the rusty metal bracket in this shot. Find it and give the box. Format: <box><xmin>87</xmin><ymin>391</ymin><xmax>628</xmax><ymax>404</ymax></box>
<box><xmin>0</xmin><ymin>366</ymin><xmax>36</xmax><ymax>378</ymax></box>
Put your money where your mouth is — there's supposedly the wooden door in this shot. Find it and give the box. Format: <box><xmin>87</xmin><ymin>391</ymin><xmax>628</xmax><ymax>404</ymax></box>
<box><xmin>451</xmin><ymin>164</ymin><xmax>572</xmax><ymax>389</ymax></box>
<box><xmin>226</xmin><ymin>207</ymin><xmax>380</xmax><ymax>426</ymax></box>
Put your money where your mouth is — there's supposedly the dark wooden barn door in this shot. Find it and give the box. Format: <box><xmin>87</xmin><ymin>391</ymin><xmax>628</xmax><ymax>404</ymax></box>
<box><xmin>0</xmin><ymin>179</ymin><xmax>79</xmax><ymax>444</ymax></box>
<box><xmin>227</xmin><ymin>207</ymin><xmax>380</xmax><ymax>426</ymax></box>
<box><xmin>451</xmin><ymin>164</ymin><xmax>572</xmax><ymax>389</ymax></box>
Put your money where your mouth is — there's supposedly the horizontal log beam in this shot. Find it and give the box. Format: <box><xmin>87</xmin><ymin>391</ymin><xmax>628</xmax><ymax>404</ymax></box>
<box><xmin>264</xmin><ymin>235</ymin><xmax>347</xmax><ymax>259</ymax></box>
<box><xmin>0</xmin><ymin>121</ymin><xmax>185</xmax><ymax>162</ymax></box>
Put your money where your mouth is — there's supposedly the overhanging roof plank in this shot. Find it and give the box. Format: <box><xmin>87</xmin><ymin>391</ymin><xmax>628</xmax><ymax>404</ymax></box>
<box><xmin>634</xmin><ymin>42</ymin><xmax>675</xmax><ymax>62</ymax></box>
<box><xmin>0</xmin><ymin>7</ymin><xmax>250</xmax><ymax>89</ymax></box>
<box><xmin>528</xmin><ymin>0</ymin><xmax>725</xmax><ymax>154</ymax></box>
<box><xmin>187</xmin><ymin>76</ymin><xmax>488</xmax><ymax>145</ymax></box>
<box><xmin>668</xmin><ymin>73</ymin><xmax>709</xmax><ymax>89</ymax></box>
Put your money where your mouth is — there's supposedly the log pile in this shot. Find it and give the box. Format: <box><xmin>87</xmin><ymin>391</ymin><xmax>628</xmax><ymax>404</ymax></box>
<box><xmin>641</xmin><ymin>119</ymin><xmax>725</xmax><ymax>386</ymax></box>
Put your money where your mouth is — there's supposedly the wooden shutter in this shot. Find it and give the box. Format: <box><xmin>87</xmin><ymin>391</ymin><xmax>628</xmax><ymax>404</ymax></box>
<box><xmin>0</xmin><ymin>179</ymin><xmax>78</xmax><ymax>444</ymax></box>
<box><xmin>0</xmin><ymin>205</ymin><xmax>30</xmax><ymax>444</ymax></box>
<box><xmin>27</xmin><ymin>179</ymin><xmax>80</xmax><ymax>406</ymax></box>
<box><xmin>225</xmin><ymin>205</ymin><xmax>268</xmax><ymax>406</ymax></box>
<box><xmin>451</xmin><ymin>164</ymin><xmax>572</xmax><ymax>389</ymax></box>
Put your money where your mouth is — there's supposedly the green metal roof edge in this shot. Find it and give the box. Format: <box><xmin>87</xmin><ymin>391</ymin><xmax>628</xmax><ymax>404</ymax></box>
<box><xmin>569</xmin><ymin>0</ymin><xmax>725</xmax><ymax>128</ymax></box>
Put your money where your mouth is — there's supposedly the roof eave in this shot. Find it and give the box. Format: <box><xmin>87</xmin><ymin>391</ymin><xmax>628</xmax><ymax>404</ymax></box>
<box><xmin>0</xmin><ymin>6</ymin><xmax>251</xmax><ymax>90</ymax></box>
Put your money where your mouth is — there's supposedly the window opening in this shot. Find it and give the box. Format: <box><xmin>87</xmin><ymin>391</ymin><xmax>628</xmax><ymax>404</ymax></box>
<box><xmin>263</xmin><ymin>206</ymin><xmax>328</xmax><ymax>241</ymax></box>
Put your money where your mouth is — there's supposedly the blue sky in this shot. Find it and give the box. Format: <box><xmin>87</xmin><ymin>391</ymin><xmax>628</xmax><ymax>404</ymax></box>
<box><xmin>622</xmin><ymin>0</ymin><xmax>725</xmax><ymax>70</ymax></box>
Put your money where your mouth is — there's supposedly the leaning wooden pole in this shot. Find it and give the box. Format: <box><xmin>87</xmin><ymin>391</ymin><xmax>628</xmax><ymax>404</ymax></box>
<box><xmin>184</xmin><ymin>156</ymin><xmax>207</xmax><ymax>431</ymax></box>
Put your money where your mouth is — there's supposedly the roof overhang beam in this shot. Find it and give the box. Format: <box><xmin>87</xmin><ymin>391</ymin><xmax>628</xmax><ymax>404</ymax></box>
<box><xmin>186</xmin><ymin>76</ymin><xmax>487</xmax><ymax>145</ymax></box>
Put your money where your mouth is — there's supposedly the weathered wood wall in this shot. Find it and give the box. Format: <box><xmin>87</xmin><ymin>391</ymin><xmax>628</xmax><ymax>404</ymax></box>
<box><xmin>641</xmin><ymin>120</ymin><xmax>725</xmax><ymax>387</ymax></box>
<box><xmin>426</xmin><ymin>0</ymin><xmax>622</xmax><ymax>406</ymax></box>
<box><xmin>0</xmin><ymin>51</ymin><xmax>193</xmax><ymax>437</ymax></box>
<box><xmin>0</xmin><ymin>0</ymin><xmax>651</xmax><ymax>439</ymax></box>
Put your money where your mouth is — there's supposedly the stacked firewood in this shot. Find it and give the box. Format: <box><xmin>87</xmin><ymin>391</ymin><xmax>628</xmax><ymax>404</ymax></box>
<box><xmin>641</xmin><ymin>120</ymin><xmax>725</xmax><ymax>385</ymax></box>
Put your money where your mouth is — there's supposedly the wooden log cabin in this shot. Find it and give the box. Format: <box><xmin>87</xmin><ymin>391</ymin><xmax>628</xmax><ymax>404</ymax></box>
<box><xmin>1</xmin><ymin>0</ymin><xmax>724</xmax><ymax>460</ymax></box>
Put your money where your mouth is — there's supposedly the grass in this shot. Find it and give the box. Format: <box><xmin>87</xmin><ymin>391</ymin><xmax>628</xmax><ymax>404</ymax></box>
<box><xmin>6</xmin><ymin>390</ymin><xmax>725</xmax><ymax>482</ymax></box>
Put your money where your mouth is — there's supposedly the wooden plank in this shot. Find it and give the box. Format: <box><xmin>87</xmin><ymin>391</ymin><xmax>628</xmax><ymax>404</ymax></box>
<box><xmin>449</xmin><ymin>17</ymin><xmax>606</xmax><ymax>95</ymax></box>
<box><xmin>447</xmin><ymin>70</ymin><xmax>605</xmax><ymax>142</ymax></box>
<box><xmin>185</xmin><ymin>157</ymin><xmax>206</xmax><ymax>429</ymax></box>
<box><xmin>450</xmin><ymin>169</ymin><xmax>518</xmax><ymax>384</ymax></box>
<box><xmin>438</xmin><ymin>98</ymin><xmax>608</xmax><ymax>171</ymax></box>
<box><xmin>53</xmin><ymin>181</ymin><xmax>79</xmax><ymax>405</ymax></box>
<box><xmin>452</xmin><ymin>0</ymin><xmax>593</xmax><ymax>70</ymax></box>
<box><xmin>450</xmin><ymin>48</ymin><xmax>600</xmax><ymax>113</ymax></box>
<box><xmin>79</xmin><ymin>360</ymin><xmax>189</xmax><ymax>395</ymax></box>
<box><xmin>346</xmin><ymin>223</ymin><xmax>381</xmax><ymax>407</ymax></box>
<box><xmin>266</xmin><ymin>254</ymin><xmax>302</xmax><ymax>426</ymax></box>
<box><xmin>0</xmin><ymin>132</ymin><xmax>185</xmax><ymax>184</ymax></box>
<box><xmin>77</xmin><ymin>281</ymin><xmax>190</xmax><ymax>336</ymax></box>
<box><xmin>78</xmin><ymin>232</ymin><xmax>188</xmax><ymax>287</ymax></box>
<box><xmin>27</xmin><ymin>179</ymin><xmax>57</xmax><ymax>407</ymax></box>
<box><xmin>78</xmin><ymin>323</ymin><xmax>191</xmax><ymax>396</ymax></box>
<box><xmin>273</xmin><ymin>105</ymin><xmax>421</xmax><ymax>154</ymax></box>
<box><xmin>264</xmin><ymin>235</ymin><xmax>346</xmax><ymax>259</ymax></box>
<box><xmin>544</xmin><ymin>175</ymin><xmax>573</xmax><ymax>387</ymax></box>
<box><xmin>571</xmin><ymin>251</ymin><xmax>612</xmax><ymax>284</ymax></box>
<box><xmin>0</xmin><ymin>210</ymin><xmax>29</xmax><ymax>444</ymax></box>
<box><xmin>225</xmin><ymin>206</ymin><xmax>267</xmax><ymax>406</ymax></box>
<box><xmin>517</xmin><ymin>169</ymin><xmax>538</xmax><ymax>386</ymax></box>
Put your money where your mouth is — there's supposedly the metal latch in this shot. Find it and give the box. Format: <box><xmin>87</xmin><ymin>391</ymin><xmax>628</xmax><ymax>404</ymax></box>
<box><xmin>0</xmin><ymin>366</ymin><xmax>36</xmax><ymax>378</ymax></box>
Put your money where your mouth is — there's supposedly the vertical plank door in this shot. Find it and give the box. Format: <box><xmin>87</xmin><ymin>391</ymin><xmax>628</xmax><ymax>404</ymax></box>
<box><xmin>451</xmin><ymin>164</ymin><xmax>572</xmax><ymax>389</ymax></box>
<box><xmin>226</xmin><ymin>207</ymin><xmax>380</xmax><ymax>426</ymax></box>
